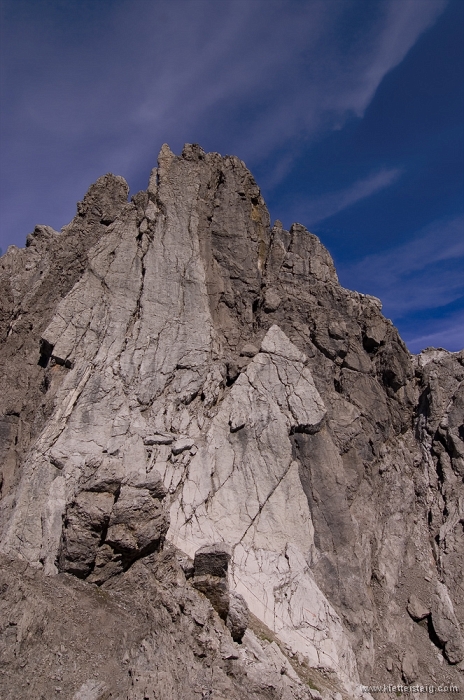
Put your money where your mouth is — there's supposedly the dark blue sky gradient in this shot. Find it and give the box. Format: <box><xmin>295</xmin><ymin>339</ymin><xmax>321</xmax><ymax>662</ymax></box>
<box><xmin>0</xmin><ymin>0</ymin><xmax>462</xmax><ymax>352</ymax></box>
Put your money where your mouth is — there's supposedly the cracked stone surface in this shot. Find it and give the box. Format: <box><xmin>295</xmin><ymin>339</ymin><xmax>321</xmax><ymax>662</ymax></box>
<box><xmin>0</xmin><ymin>143</ymin><xmax>463</xmax><ymax>698</ymax></box>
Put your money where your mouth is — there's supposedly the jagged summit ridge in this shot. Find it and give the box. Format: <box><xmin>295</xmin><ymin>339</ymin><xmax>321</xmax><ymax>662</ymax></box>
<box><xmin>0</xmin><ymin>144</ymin><xmax>463</xmax><ymax>699</ymax></box>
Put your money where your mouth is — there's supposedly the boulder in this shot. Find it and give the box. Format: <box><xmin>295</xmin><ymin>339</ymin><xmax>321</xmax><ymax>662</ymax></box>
<box><xmin>431</xmin><ymin>583</ymin><xmax>464</xmax><ymax>664</ymax></box>
<box><xmin>407</xmin><ymin>594</ymin><xmax>430</xmax><ymax>621</ymax></box>
<box><xmin>226</xmin><ymin>591</ymin><xmax>249</xmax><ymax>642</ymax></box>
<box><xmin>193</xmin><ymin>543</ymin><xmax>232</xmax><ymax>579</ymax></box>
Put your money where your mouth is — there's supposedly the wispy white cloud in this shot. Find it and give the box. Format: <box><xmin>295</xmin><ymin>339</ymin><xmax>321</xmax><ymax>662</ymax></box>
<box><xmin>339</xmin><ymin>215</ymin><xmax>464</xmax><ymax>316</ymax></box>
<box><xmin>405</xmin><ymin>314</ymin><xmax>464</xmax><ymax>353</ymax></box>
<box><xmin>296</xmin><ymin>168</ymin><xmax>402</xmax><ymax>225</ymax></box>
<box><xmin>338</xmin><ymin>0</ymin><xmax>448</xmax><ymax>117</ymax></box>
<box><xmin>0</xmin><ymin>0</ymin><xmax>448</xmax><ymax>249</ymax></box>
<box><xmin>218</xmin><ymin>0</ymin><xmax>448</xmax><ymax>165</ymax></box>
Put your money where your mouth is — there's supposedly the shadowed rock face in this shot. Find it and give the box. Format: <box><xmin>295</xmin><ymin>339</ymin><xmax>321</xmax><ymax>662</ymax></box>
<box><xmin>0</xmin><ymin>144</ymin><xmax>463</xmax><ymax>698</ymax></box>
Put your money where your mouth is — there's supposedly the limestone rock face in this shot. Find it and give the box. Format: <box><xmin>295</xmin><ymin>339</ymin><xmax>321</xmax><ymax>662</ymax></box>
<box><xmin>0</xmin><ymin>144</ymin><xmax>463</xmax><ymax>698</ymax></box>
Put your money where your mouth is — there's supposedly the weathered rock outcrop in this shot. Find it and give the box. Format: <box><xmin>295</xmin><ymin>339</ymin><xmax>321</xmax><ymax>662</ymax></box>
<box><xmin>0</xmin><ymin>144</ymin><xmax>463</xmax><ymax>698</ymax></box>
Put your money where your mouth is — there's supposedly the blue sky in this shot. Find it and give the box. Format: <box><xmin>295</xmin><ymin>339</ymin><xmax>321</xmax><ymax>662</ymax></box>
<box><xmin>0</xmin><ymin>0</ymin><xmax>462</xmax><ymax>352</ymax></box>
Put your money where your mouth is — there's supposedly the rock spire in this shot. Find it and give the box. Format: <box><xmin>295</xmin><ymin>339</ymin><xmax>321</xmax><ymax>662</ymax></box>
<box><xmin>0</xmin><ymin>144</ymin><xmax>462</xmax><ymax>698</ymax></box>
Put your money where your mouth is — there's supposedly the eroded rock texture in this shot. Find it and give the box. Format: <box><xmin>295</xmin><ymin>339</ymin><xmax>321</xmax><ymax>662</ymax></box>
<box><xmin>0</xmin><ymin>144</ymin><xmax>463</xmax><ymax>699</ymax></box>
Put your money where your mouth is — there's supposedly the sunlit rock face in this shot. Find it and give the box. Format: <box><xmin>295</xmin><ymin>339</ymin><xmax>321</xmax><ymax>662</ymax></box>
<box><xmin>0</xmin><ymin>144</ymin><xmax>463</xmax><ymax>699</ymax></box>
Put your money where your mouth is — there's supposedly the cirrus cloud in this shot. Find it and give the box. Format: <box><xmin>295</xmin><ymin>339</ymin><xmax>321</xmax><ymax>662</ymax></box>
<box><xmin>0</xmin><ymin>0</ymin><xmax>448</xmax><ymax>250</ymax></box>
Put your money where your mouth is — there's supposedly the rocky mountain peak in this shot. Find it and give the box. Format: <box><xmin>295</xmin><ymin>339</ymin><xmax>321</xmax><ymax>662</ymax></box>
<box><xmin>0</xmin><ymin>144</ymin><xmax>463</xmax><ymax>699</ymax></box>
